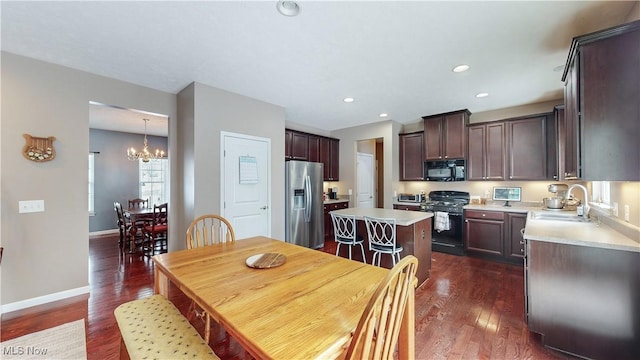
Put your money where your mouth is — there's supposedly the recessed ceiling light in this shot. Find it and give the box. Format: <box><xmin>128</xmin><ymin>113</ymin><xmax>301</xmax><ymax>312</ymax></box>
<box><xmin>476</xmin><ymin>92</ymin><xmax>489</xmax><ymax>98</ymax></box>
<box><xmin>343</xmin><ymin>97</ymin><xmax>354</xmax><ymax>103</ymax></box>
<box><xmin>276</xmin><ymin>1</ymin><xmax>301</xmax><ymax>17</ymax></box>
<box><xmin>379</xmin><ymin>113</ymin><xmax>388</xmax><ymax>118</ymax></box>
<box><xmin>452</xmin><ymin>64</ymin><xmax>470</xmax><ymax>73</ymax></box>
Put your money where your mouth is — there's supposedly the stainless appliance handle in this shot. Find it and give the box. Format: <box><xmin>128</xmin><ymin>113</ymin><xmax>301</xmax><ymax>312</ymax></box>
<box><xmin>304</xmin><ymin>175</ymin><xmax>311</xmax><ymax>222</ymax></box>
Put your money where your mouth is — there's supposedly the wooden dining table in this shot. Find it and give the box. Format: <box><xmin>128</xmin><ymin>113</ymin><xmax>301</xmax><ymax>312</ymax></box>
<box><xmin>151</xmin><ymin>236</ymin><xmax>416</xmax><ymax>360</ymax></box>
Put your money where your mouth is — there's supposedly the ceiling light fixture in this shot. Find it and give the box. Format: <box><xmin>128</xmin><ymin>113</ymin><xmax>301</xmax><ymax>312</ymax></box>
<box><xmin>452</xmin><ymin>64</ymin><xmax>470</xmax><ymax>73</ymax></box>
<box><xmin>127</xmin><ymin>119</ymin><xmax>165</xmax><ymax>162</ymax></box>
<box><xmin>276</xmin><ymin>1</ymin><xmax>301</xmax><ymax>17</ymax></box>
<box><xmin>476</xmin><ymin>92</ymin><xmax>489</xmax><ymax>98</ymax></box>
<box><xmin>343</xmin><ymin>97</ymin><xmax>354</xmax><ymax>103</ymax></box>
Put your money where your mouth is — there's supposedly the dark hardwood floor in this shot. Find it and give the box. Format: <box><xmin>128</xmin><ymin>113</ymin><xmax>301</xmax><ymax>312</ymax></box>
<box><xmin>1</xmin><ymin>234</ymin><xmax>570</xmax><ymax>359</ymax></box>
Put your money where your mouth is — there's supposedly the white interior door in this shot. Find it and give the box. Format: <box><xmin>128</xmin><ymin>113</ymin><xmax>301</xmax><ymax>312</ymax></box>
<box><xmin>357</xmin><ymin>152</ymin><xmax>375</xmax><ymax>208</ymax></box>
<box><xmin>222</xmin><ymin>132</ymin><xmax>271</xmax><ymax>239</ymax></box>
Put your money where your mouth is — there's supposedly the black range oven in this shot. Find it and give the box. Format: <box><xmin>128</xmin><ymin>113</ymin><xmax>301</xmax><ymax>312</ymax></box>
<box><xmin>420</xmin><ymin>190</ymin><xmax>469</xmax><ymax>256</ymax></box>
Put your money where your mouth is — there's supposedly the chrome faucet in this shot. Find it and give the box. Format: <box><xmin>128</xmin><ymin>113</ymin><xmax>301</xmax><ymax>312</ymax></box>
<box><xmin>567</xmin><ymin>184</ymin><xmax>590</xmax><ymax>218</ymax></box>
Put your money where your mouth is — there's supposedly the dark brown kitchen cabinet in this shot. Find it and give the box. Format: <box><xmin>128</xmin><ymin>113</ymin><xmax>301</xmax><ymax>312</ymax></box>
<box><xmin>308</xmin><ymin>135</ymin><xmax>321</xmax><ymax>162</ymax></box>
<box><xmin>324</xmin><ymin>201</ymin><xmax>349</xmax><ymax>240</ymax></box>
<box><xmin>465</xmin><ymin>209</ymin><xmax>524</xmax><ymax>265</ymax></box>
<box><xmin>467</xmin><ymin>122</ymin><xmax>506</xmax><ymax>181</ymax></box>
<box><xmin>393</xmin><ymin>204</ymin><xmax>421</xmax><ymax>211</ymax></box>
<box><xmin>286</xmin><ymin>129</ymin><xmax>339</xmax><ymax>181</ymax></box>
<box><xmin>507</xmin><ymin>115</ymin><xmax>550</xmax><ymax>180</ymax></box>
<box><xmin>320</xmin><ymin>137</ymin><xmax>340</xmax><ymax>181</ymax></box>
<box><xmin>505</xmin><ymin>212</ymin><xmax>526</xmax><ymax>263</ymax></box>
<box><xmin>562</xmin><ymin>20</ymin><xmax>640</xmax><ymax>180</ymax></box>
<box><xmin>285</xmin><ymin>129</ymin><xmax>309</xmax><ymax>160</ymax></box>
<box><xmin>465</xmin><ymin>210</ymin><xmax>504</xmax><ymax>257</ymax></box>
<box><xmin>399</xmin><ymin>132</ymin><xmax>424</xmax><ymax>181</ymax></box>
<box><xmin>422</xmin><ymin>109</ymin><xmax>470</xmax><ymax>160</ymax></box>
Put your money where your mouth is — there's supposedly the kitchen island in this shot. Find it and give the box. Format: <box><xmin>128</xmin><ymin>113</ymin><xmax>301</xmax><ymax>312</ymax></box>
<box><xmin>330</xmin><ymin>207</ymin><xmax>433</xmax><ymax>286</ymax></box>
<box><xmin>523</xmin><ymin>211</ymin><xmax>639</xmax><ymax>360</ymax></box>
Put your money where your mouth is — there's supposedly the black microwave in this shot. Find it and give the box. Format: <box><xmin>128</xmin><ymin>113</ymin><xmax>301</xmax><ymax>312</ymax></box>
<box><xmin>424</xmin><ymin>159</ymin><xmax>465</xmax><ymax>181</ymax></box>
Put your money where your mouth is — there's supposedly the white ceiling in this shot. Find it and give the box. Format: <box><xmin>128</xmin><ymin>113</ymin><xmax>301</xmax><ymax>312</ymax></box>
<box><xmin>1</xmin><ymin>1</ymin><xmax>635</xmax><ymax>134</ymax></box>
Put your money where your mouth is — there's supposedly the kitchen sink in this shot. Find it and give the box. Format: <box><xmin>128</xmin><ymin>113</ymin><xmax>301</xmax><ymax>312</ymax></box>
<box><xmin>531</xmin><ymin>211</ymin><xmax>591</xmax><ymax>223</ymax></box>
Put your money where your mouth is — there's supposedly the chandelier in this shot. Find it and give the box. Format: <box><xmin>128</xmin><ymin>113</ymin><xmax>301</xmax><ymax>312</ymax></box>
<box><xmin>127</xmin><ymin>119</ymin><xmax>165</xmax><ymax>162</ymax></box>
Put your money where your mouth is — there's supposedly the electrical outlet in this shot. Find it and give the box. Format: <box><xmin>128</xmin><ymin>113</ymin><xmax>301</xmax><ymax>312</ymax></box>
<box><xmin>624</xmin><ymin>205</ymin><xmax>630</xmax><ymax>222</ymax></box>
<box><xmin>613</xmin><ymin>202</ymin><xmax>619</xmax><ymax>217</ymax></box>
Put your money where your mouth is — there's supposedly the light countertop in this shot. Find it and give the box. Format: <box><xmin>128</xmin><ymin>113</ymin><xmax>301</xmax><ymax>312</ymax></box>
<box><xmin>324</xmin><ymin>199</ymin><xmax>349</xmax><ymax>204</ymax></box>
<box><xmin>524</xmin><ymin>210</ymin><xmax>640</xmax><ymax>253</ymax></box>
<box><xmin>330</xmin><ymin>207</ymin><xmax>433</xmax><ymax>226</ymax></box>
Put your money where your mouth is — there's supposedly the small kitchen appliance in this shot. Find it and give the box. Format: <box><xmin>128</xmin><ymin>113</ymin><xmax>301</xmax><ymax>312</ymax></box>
<box><xmin>397</xmin><ymin>193</ymin><xmax>423</xmax><ymax>203</ymax></box>
<box><xmin>543</xmin><ymin>183</ymin><xmax>571</xmax><ymax>210</ymax></box>
<box><xmin>420</xmin><ymin>190</ymin><xmax>469</xmax><ymax>255</ymax></box>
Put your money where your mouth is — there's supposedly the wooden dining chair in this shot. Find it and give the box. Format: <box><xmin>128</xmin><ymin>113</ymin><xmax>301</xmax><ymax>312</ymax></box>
<box><xmin>128</xmin><ymin>198</ymin><xmax>148</xmax><ymax>210</ymax></box>
<box><xmin>184</xmin><ymin>214</ymin><xmax>236</xmax><ymax>343</ymax></box>
<box><xmin>364</xmin><ymin>216</ymin><xmax>404</xmax><ymax>266</ymax></box>
<box><xmin>344</xmin><ymin>255</ymin><xmax>418</xmax><ymax>360</ymax></box>
<box><xmin>142</xmin><ymin>203</ymin><xmax>168</xmax><ymax>255</ymax></box>
<box><xmin>114</xmin><ymin>201</ymin><xmax>129</xmax><ymax>246</ymax></box>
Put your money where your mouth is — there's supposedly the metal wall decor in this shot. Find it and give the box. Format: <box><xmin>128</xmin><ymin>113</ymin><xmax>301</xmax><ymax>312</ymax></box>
<box><xmin>22</xmin><ymin>133</ymin><xmax>56</xmax><ymax>162</ymax></box>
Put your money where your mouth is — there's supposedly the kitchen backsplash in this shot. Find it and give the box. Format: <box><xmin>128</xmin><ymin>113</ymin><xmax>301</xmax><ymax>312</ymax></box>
<box><xmin>401</xmin><ymin>181</ymin><xmax>640</xmax><ymax>228</ymax></box>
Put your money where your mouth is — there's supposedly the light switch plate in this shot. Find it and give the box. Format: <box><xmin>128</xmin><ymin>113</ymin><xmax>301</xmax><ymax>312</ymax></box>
<box><xmin>612</xmin><ymin>202</ymin><xmax>619</xmax><ymax>217</ymax></box>
<box><xmin>19</xmin><ymin>200</ymin><xmax>45</xmax><ymax>213</ymax></box>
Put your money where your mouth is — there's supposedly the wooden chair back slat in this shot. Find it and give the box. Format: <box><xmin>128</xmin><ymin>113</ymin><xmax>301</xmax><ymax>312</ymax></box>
<box><xmin>186</xmin><ymin>214</ymin><xmax>236</xmax><ymax>249</ymax></box>
<box><xmin>345</xmin><ymin>255</ymin><xmax>418</xmax><ymax>360</ymax></box>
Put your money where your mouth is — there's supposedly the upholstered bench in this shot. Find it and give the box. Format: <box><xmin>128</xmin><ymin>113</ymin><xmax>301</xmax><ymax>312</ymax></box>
<box><xmin>114</xmin><ymin>294</ymin><xmax>219</xmax><ymax>360</ymax></box>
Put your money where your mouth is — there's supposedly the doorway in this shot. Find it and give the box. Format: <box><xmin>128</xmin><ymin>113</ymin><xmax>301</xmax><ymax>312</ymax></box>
<box><xmin>356</xmin><ymin>138</ymin><xmax>384</xmax><ymax>209</ymax></box>
<box><xmin>88</xmin><ymin>102</ymin><xmax>169</xmax><ymax>235</ymax></box>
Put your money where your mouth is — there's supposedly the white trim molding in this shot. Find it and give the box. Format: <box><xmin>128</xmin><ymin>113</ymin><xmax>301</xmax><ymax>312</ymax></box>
<box><xmin>0</xmin><ymin>285</ymin><xmax>90</xmax><ymax>315</ymax></box>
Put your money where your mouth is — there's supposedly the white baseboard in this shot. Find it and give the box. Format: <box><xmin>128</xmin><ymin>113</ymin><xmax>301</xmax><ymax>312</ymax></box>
<box><xmin>90</xmin><ymin>228</ymin><xmax>119</xmax><ymax>236</ymax></box>
<box><xmin>0</xmin><ymin>285</ymin><xmax>90</xmax><ymax>315</ymax></box>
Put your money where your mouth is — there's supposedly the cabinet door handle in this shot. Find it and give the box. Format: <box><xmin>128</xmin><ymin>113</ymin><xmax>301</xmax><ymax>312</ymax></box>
<box><xmin>482</xmin><ymin>213</ymin><xmax>486</xmax><ymax>217</ymax></box>
<box><xmin>519</xmin><ymin>240</ymin><xmax>525</xmax><ymax>245</ymax></box>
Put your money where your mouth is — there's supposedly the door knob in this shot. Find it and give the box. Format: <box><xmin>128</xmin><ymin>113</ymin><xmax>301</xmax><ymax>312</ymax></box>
<box><xmin>260</xmin><ymin>206</ymin><xmax>268</xmax><ymax>210</ymax></box>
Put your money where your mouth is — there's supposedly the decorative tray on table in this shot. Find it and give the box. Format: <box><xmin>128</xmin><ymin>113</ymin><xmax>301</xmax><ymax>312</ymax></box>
<box><xmin>245</xmin><ymin>253</ymin><xmax>287</xmax><ymax>269</ymax></box>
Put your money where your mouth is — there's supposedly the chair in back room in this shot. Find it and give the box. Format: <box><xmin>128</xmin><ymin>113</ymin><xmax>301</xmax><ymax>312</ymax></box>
<box><xmin>142</xmin><ymin>203</ymin><xmax>168</xmax><ymax>255</ymax></box>
<box><xmin>128</xmin><ymin>198</ymin><xmax>148</xmax><ymax>209</ymax></box>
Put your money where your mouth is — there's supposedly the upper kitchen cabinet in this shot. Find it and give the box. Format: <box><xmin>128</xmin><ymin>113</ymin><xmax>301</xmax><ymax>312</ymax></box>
<box><xmin>562</xmin><ymin>20</ymin><xmax>640</xmax><ymax>181</ymax></box>
<box><xmin>285</xmin><ymin>129</ymin><xmax>309</xmax><ymax>161</ymax></box>
<box><xmin>422</xmin><ymin>109</ymin><xmax>470</xmax><ymax>160</ymax></box>
<box><xmin>320</xmin><ymin>137</ymin><xmax>340</xmax><ymax>181</ymax></box>
<box><xmin>467</xmin><ymin>122</ymin><xmax>506</xmax><ymax>181</ymax></box>
<box><xmin>507</xmin><ymin>114</ymin><xmax>554</xmax><ymax>180</ymax></box>
<box><xmin>285</xmin><ymin>129</ymin><xmax>339</xmax><ymax>181</ymax></box>
<box><xmin>308</xmin><ymin>135</ymin><xmax>321</xmax><ymax>162</ymax></box>
<box><xmin>399</xmin><ymin>132</ymin><xmax>424</xmax><ymax>181</ymax></box>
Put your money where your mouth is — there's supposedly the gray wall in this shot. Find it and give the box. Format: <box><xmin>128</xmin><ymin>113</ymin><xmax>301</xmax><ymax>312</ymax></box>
<box><xmin>176</xmin><ymin>82</ymin><xmax>286</xmax><ymax>249</ymax></box>
<box><xmin>1</xmin><ymin>52</ymin><xmax>177</xmax><ymax>310</ymax></box>
<box><xmin>89</xmin><ymin>129</ymin><xmax>168</xmax><ymax>232</ymax></box>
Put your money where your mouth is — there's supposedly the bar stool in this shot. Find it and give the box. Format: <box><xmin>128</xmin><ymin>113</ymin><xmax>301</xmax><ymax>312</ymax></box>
<box><xmin>331</xmin><ymin>213</ymin><xmax>366</xmax><ymax>262</ymax></box>
<box><xmin>364</xmin><ymin>216</ymin><xmax>404</xmax><ymax>266</ymax></box>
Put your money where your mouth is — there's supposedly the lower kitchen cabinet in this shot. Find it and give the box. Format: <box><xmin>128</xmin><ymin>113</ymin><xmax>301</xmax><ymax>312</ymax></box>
<box><xmin>465</xmin><ymin>210</ymin><xmax>504</xmax><ymax>257</ymax></box>
<box><xmin>464</xmin><ymin>209</ymin><xmax>525</xmax><ymax>265</ymax></box>
<box><xmin>526</xmin><ymin>240</ymin><xmax>639</xmax><ymax>359</ymax></box>
<box><xmin>393</xmin><ymin>204</ymin><xmax>421</xmax><ymax>211</ymax></box>
<box><xmin>323</xmin><ymin>201</ymin><xmax>349</xmax><ymax>240</ymax></box>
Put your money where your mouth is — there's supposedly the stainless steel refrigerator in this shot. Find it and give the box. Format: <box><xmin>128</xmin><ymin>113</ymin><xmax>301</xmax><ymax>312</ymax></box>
<box><xmin>285</xmin><ymin>161</ymin><xmax>324</xmax><ymax>249</ymax></box>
